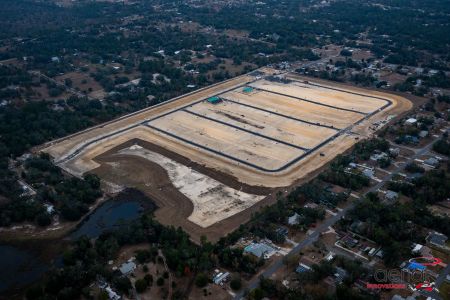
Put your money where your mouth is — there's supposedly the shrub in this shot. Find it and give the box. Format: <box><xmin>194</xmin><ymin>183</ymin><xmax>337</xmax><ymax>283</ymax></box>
<box><xmin>135</xmin><ymin>279</ymin><xmax>148</xmax><ymax>293</ymax></box>
<box><xmin>230</xmin><ymin>276</ymin><xmax>242</xmax><ymax>290</ymax></box>
<box><xmin>195</xmin><ymin>273</ymin><xmax>208</xmax><ymax>288</ymax></box>
<box><xmin>156</xmin><ymin>277</ymin><xmax>164</xmax><ymax>286</ymax></box>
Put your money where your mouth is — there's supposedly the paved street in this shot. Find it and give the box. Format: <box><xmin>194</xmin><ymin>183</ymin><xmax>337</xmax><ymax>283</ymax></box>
<box><xmin>234</xmin><ymin>128</ymin><xmax>448</xmax><ymax>299</ymax></box>
<box><xmin>418</xmin><ymin>262</ymin><xmax>450</xmax><ymax>300</ymax></box>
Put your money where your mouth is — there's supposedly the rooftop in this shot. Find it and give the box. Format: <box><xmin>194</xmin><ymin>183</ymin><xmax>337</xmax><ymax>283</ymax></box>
<box><xmin>427</xmin><ymin>232</ymin><xmax>448</xmax><ymax>247</ymax></box>
<box><xmin>213</xmin><ymin>272</ymin><xmax>229</xmax><ymax>285</ymax></box>
<box><xmin>385</xmin><ymin>190</ymin><xmax>398</xmax><ymax>200</ymax></box>
<box><xmin>119</xmin><ymin>261</ymin><xmax>136</xmax><ymax>275</ymax></box>
<box><xmin>296</xmin><ymin>263</ymin><xmax>312</xmax><ymax>273</ymax></box>
<box><xmin>288</xmin><ymin>212</ymin><xmax>301</xmax><ymax>225</ymax></box>
<box><xmin>244</xmin><ymin>242</ymin><xmax>276</xmax><ymax>259</ymax></box>
<box><xmin>207</xmin><ymin>96</ymin><xmax>221</xmax><ymax>104</ymax></box>
<box><xmin>405</xmin><ymin>118</ymin><xmax>417</xmax><ymax>124</ymax></box>
<box><xmin>334</xmin><ymin>267</ymin><xmax>348</xmax><ymax>284</ymax></box>
<box><xmin>424</xmin><ymin>157</ymin><xmax>439</xmax><ymax>167</ymax></box>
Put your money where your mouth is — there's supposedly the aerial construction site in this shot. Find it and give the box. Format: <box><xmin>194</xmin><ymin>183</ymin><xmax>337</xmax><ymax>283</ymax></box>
<box><xmin>42</xmin><ymin>68</ymin><xmax>413</xmax><ymax>241</ymax></box>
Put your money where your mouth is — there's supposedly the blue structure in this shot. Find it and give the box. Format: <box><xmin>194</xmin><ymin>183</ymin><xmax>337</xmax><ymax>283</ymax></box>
<box><xmin>407</xmin><ymin>262</ymin><xmax>426</xmax><ymax>272</ymax></box>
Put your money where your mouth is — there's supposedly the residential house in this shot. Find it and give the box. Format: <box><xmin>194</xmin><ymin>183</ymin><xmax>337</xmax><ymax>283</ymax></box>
<box><xmin>334</xmin><ymin>267</ymin><xmax>348</xmax><ymax>284</ymax></box>
<box><xmin>424</xmin><ymin>157</ymin><xmax>439</xmax><ymax>168</ymax></box>
<box><xmin>119</xmin><ymin>261</ymin><xmax>136</xmax><ymax>276</ymax></box>
<box><xmin>288</xmin><ymin>213</ymin><xmax>301</xmax><ymax>226</ymax></box>
<box><xmin>384</xmin><ymin>190</ymin><xmax>398</xmax><ymax>202</ymax></box>
<box><xmin>426</xmin><ymin>232</ymin><xmax>448</xmax><ymax>247</ymax></box>
<box><xmin>296</xmin><ymin>263</ymin><xmax>312</xmax><ymax>274</ymax></box>
<box><xmin>244</xmin><ymin>242</ymin><xmax>276</xmax><ymax>259</ymax></box>
<box><xmin>405</xmin><ymin>118</ymin><xmax>417</xmax><ymax>126</ymax></box>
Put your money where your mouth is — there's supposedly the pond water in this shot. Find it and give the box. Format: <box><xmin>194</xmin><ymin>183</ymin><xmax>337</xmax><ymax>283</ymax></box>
<box><xmin>0</xmin><ymin>189</ymin><xmax>155</xmax><ymax>295</ymax></box>
<box><xmin>70</xmin><ymin>199</ymin><xmax>144</xmax><ymax>239</ymax></box>
<box><xmin>0</xmin><ymin>245</ymin><xmax>48</xmax><ymax>293</ymax></box>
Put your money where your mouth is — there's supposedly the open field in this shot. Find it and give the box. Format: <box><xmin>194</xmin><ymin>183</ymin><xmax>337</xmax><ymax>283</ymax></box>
<box><xmin>41</xmin><ymin>68</ymin><xmax>413</xmax><ymax>235</ymax></box>
<box><xmin>118</xmin><ymin>144</ymin><xmax>264</xmax><ymax>228</ymax></box>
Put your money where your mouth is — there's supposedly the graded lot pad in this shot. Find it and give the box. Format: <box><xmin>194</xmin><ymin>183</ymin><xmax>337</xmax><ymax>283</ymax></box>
<box><xmin>222</xmin><ymin>89</ymin><xmax>364</xmax><ymax>129</ymax></box>
<box><xmin>187</xmin><ymin>100</ymin><xmax>338</xmax><ymax>148</ymax></box>
<box><xmin>117</xmin><ymin>145</ymin><xmax>265</xmax><ymax>228</ymax></box>
<box><xmin>148</xmin><ymin>110</ymin><xmax>305</xmax><ymax>171</ymax></box>
<box><xmin>41</xmin><ymin>69</ymin><xmax>413</xmax><ymax>234</ymax></box>
<box><xmin>250</xmin><ymin>79</ymin><xmax>388</xmax><ymax>114</ymax></box>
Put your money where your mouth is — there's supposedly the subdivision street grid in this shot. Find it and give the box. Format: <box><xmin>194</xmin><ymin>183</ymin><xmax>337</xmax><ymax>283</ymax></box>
<box><xmin>144</xmin><ymin>78</ymin><xmax>390</xmax><ymax>172</ymax></box>
<box><xmin>41</xmin><ymin>67</ymin><xmax>412</xmax><ymax>237</ymax></box>
<box><xmin>44</xmin><ymin>68</ymin><xmax>411</xmax><ymax>186</ymax></box>
<box><xmin>233</xmin><ymin>127</ymin><xmax>450</xmax><ymax>300</ymax></box>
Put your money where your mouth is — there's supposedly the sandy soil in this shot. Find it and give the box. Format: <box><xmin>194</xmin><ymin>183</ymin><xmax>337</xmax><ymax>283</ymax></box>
<box><xmin>223</xmin><ymin>89</ymin><xmax>364</xmax><ymax>129</ymax></box>
<box><xmin>149</xmin><ymin>110</ymin><xmax>304</xmax><ymax>170</ymax></box>
<box><xmin>42</xmin><ymin>73</ymin><xmax>254</xmax><ymax>160</ymax></box>
<box><xmin>251</xmin><ymin>79</ymin><xmax>388</xmax><ymax>113</ymax></box>
<box><xmin>92</xmin><ymin>143</ymin><xmax>274</xmax><ymax>243</ymax></box>
<box><xmin>55</xmin><ymin>71</ymin><xmax>103</xmax><ymax>95</ymax></box>
<box><xmin>188</xmin><ymin>100</ymin><xmax>338</xmax><ymax>148</ymax></box>
<box><xmin>48</xmin><ymin>70</ymin><xmax>412</xmax><ymax>189</ymax></box>
<box><xmin>39</xmin><ymin>68</ymin><xmax>413</xmax><ymax>238</ymax></box>
<box><xmin>117</xmin><ymin>145</ymin><xmax>264</xmax><ymax>228</ymax></box>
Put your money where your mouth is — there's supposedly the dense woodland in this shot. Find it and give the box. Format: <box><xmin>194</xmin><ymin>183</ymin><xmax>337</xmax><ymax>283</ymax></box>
<box><xmin>0</xmin><ymin>0</ymin><xmax>449</xmax><ymax>299</ymax></box>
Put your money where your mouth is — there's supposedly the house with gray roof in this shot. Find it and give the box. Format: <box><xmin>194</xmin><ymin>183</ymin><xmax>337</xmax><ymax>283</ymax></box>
<box><xmin>119</xmin><ymin>261</ymin><xmax>136</xmax><ymax>276</ymax></box>
<box><xmin>244</xmin><ymin>242</ymin><xmax>276</xmax><ymax>259</ymax></box>
<box><xmin>426</xmin><ymin>232</ymin><xmax>448</xmax><ymax>247</ymax></box>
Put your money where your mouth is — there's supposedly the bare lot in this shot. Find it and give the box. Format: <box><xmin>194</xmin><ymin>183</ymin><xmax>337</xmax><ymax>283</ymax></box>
<box><xmin>118</xmin><ymin>144</ymin><xmax>264</xmax><ymax>228</ymax></box>
<box><xmin>41</xmin><ymin>68</ymin><xmax>412</xmax><ymax>236</ymax></box>
<box><xmin>148</xmin><ymin>109</ymin><xmax>305</xmax><ymax>171</ymax></box>
<box><xmin>55</xmin><ymin>71</ymin><xmax>103</xmax><ymax>95</ymax></box>
<box><xmin>251</xmin><ymin>79</ymin><xmax>388</xmax><ymax>114</ymax></box>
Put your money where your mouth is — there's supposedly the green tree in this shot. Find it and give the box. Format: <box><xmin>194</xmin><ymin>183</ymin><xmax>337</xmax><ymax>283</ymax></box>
<box><xmin>195</xmin><ymin>273</ymin><xmax>208</xmax><ymax>288</ymax></box>
<box><xmin>97</xmin><ymin>290</ymin><xmax>108</xmax><ymax>300</ymax></box>
<box><xmin>36</xmin><ymin>212</ymin><xmax>52</xmax><ymax>226</ymax></box>
<box><xmin>230</xmin><ymin>276</ymin><xmax>242</xmax><ymax>291</ymax></box>
<box><xmin>156</xmin><ymin>277</ymin><xmax>164</xmax><ymax>286</ymax></box>
<box><xmin>135</xmin><ymin>278</ymin><xmax>148</xmax><ymax>293</ymax></box>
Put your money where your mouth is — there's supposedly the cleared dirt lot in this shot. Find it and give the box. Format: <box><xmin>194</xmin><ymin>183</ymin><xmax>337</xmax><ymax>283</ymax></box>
<box><xmin>148</xmin><ymin>109</ymin><xmax>305</xmax><ymax>171</ymax></box>
<box><xmin>41</xmin><ymin>68</ymin><xmax>413</xmax><ymax>235</ymax></box>
<box><xmin>223</xmin><ymin>89</ymin><xmax>364</xmax><ymax>129</ymax></box>
<box><xmin>43</xmin><ymin>73</ymin><xmax>254</xmax><ymax>161</ymax></box>
<box><xmin>187</xmin><ymin>100</ymin><xmax>337</xmax><ymax>148</ymax></box>
<box><xmin>117</xmin><ymin>144</ymin><xmax>264</xmax><ymax>228</ymax></box>
<box><xmin>92</xmin><ymin>139</ymin><xmax>271</xmax><ymax>243</ymax></box>
<box><xmin>251</xmin><ymin>79</ymin><xmax>388</xmax><ymax>113</ymax></box>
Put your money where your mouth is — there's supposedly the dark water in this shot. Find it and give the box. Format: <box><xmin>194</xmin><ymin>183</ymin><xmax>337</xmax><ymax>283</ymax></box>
<box><xmin>0</xmin><ymin>245</ymin><xmax>48</xmax><ymax>293</ymax></box>
<box><xmin>70</xmin><ymin>188</ymin><xmax>155</xmax><ymax>240</ymax></box>
<box><xmin>70</xmin><ymin>200</ymin><xmax>143</xmax><ymax>239</ymax></box>
<box><xmin>0</xmin><ymin>189</ymin><xmax>155</xmax><ymax>295</ymax></box>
